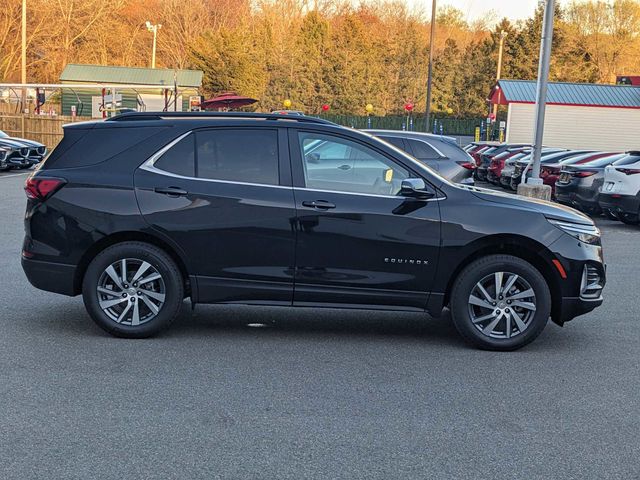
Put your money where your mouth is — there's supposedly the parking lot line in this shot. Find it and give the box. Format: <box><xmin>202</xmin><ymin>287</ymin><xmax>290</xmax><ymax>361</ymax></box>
<box><xmin>0</xmin><ymin>172</ymin><xmax>30</xmax><ymax>179</ymax></box>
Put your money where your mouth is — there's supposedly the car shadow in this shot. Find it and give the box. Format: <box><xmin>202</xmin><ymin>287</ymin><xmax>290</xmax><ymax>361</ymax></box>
<box><xmin>28</xmin><ymin>299</ymin><xmax>586</xmax><ymax>353</ymax></box>
<box><xmin>31</xmin><ymin>299</ymin><xmax>468</xmax><ymax>349</ymax></box>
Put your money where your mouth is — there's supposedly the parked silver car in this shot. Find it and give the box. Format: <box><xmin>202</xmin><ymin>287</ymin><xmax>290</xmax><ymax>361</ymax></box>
<box><xmin>365</xmin><ymin>130</ymin><xmax>475</xmax><ymax>185</ymax></box>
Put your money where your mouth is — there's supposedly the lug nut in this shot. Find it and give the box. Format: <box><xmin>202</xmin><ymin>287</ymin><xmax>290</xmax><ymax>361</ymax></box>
<box><xmin>505</xmin><ymin>308</ymin><xmax>510</xmax><ymax>313</ymax></box>
<box><xmin>124</xmin><ymin>284</ymin><xmax>129</xmax><ymax>289</ymax></box>
<box><xmin>499</xmin><ymin>295</ymin><xmax>503</xmax><ymax>300</ymax></box>
<box><xmin>130</xmin><ymin>297</ymin><xmax>136</xmax><ymax>302</ymax></box>
<box><xmin>507</xmin><ymin>300</ymin><xmax>512</xmax><ymax>304</ymax></box>
<box><xmin>137</xmin><ymin>291</ymin><xmax>141</xmax><ymax>296</ymax></box>
<box><xmin>492</xmin><ymin>302</ymin><xmax>497</xmax><ymax>306</ymax></box>
<box><xmin>133</xmin><ymin>282</ymin><xmax>137</xmax><ymax>287</ymax></box>
<box><xmin>122</xmin><ymin>293</ymin><xmax>127</xmax><ymax>298</ymax></box>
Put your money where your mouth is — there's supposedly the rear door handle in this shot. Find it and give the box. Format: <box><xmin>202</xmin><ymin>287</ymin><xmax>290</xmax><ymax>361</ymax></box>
<box><xmin>338</xmin><ymin>164</ymin><xmax>351</xmax><ymax>170</ymax></box>
<box><xmin>302</xmin><ymin>200</ymin><xmax>336</xmax><ymax>210</ymax></box>
<box><xmin>154</xmin><ymin>186</ymin><xmax>188</xmax><ymax>197</ymax></box>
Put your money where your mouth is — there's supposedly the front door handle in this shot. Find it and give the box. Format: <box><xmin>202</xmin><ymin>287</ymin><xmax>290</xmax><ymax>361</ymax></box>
<box><xmin>302</xmin><ymin>200</ymin><xmax>336</xmax><ymax>210</ymax></box>
<box><xmin>154</xmin><ymin>186</ymin><xmax>188</xmax><ymax>197</ymax></box>
<box><xmin>338</xmin><ymin>164</ymin><xmax>351</xmax><ymax>170</ymax></box>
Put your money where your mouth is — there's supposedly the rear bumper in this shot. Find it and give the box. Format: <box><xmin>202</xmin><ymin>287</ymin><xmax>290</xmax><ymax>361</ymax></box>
<box><xmin>21</xmin><ymin>256</ymin><xmax>77</xmax><ymax>296</ymax></box>
<box><xmin>598</xmin><ymin>192</ymin><xmax>640</xmax><ymax>216</ymax></box>
<box><xmin>556</xmin><ymin>184</ymin><xmax>599</xmax><ymax>210</ymax></box>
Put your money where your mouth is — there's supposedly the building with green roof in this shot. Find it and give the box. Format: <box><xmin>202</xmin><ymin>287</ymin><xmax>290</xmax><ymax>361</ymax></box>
<box><xmin>59</xmin><ymin>64</ymin><xmax>203</xmax><ymax>117</ymax></box>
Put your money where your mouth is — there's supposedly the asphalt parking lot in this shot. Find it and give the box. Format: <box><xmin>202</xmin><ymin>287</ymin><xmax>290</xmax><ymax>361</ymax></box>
<box><xmin>1</xmin><ymin>170</ymin><xmax>638</xmax><ymax>479</ymax></box>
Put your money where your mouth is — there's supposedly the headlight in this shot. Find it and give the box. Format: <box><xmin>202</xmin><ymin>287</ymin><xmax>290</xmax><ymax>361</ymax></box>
<box><xmin>548</xmin><ymin>219</ymin><xmax>601</xmax><ymax>245</ymax></box>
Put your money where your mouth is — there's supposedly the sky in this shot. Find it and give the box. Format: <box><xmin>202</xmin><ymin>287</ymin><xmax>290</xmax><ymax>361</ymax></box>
<box><xmin>439</xmin><ymin>0</ymin><xmax>540</xmax><ymax>21</ymax></box>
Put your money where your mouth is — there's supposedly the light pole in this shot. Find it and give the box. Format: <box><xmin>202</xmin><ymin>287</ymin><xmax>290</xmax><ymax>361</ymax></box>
<box><xmin>492</xmin><ymin>30</ymin><xmax>507</xmax><ymax>122</ymax></box>
<box><xmin>145</xmin><ymin>21</ymin><xmax>162</xmax><ymax>69</ymax></box>
<box><xmin>424</xmin><ymin>0</ymin><xmax>436</xmax><ymax>132</ymax></box>
<box><xmin>518</xmin><ymin>0</ymin><xmax>555</xmax><ymax>200</ymax></box>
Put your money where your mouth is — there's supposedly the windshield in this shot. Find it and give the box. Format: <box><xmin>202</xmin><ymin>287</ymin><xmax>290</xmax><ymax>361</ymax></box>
<box><xmin>0</xmin><ymin>130</ymin><xmax>8</xmax><ymax>138</ymax></box>
<box><xmin>612</xmin><ymin>154</ymin><xmax>640</xmax><ymax>166</ymax></box>
<box><xmin>583</xmin><ymin>154</ymin><xmax>626</xmax><ymax>168</ymax></box>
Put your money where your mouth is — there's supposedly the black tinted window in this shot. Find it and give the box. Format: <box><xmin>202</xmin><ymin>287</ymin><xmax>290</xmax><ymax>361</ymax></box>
<box><xmin>406</xmin><ymin>139</ymin><xmax>441</xmax><ymax>159</ymax></box>
<box><xmin>379</xmin><ymin>136</ymin><xmax>406</xmax><ymax>150</ymax></box>
<box><xmin>155</xmin><ymin>134</ymin><xmax>195</xmax><ymax>177</ymax></box>
<box><xmin>196</xmin><ymin>129</ymin><xmax>279</xmax><ymax>185</ymax></box>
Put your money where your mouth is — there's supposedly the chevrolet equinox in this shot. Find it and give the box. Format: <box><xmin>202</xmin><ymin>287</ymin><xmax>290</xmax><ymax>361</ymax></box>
<box><xmin>22</xmin><ymin>112</ymin><xmax>605</xmax><ymax>350</ymax></box>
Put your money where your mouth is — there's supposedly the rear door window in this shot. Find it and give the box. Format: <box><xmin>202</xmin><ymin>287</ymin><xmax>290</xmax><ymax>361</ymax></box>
<box><xmin>379</xmin><ymin>136</ymin><xmax>407</xmax><ymax>151</ymax></box>
<box><xmin>195</xmin><ymin>129</ymin><xmax>279</xmax><ymax>185</ymax></box>
<box><xmin>406</xmin><ymin>139</ymin><xmax>441</xmax><ymax>160</ymax></box>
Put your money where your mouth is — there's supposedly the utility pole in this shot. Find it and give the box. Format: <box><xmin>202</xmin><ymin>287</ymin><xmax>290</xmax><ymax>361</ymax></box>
<box><xmin>518</xmin><ymin>0</ymin><xmax>555</xmax><ymax>200</ymax></box>
<box><xmin>492</xmin><ymin>30</ymin><xmax>507</xmax><ymax>122</ymax></box>
<box><xmin>21</xmin><ymin>0</ymin><xmax>27</xmax><ymax>113</ymax></box>
<box><xmin>146</xmin><ymin>21</ymin><xmax>162</xmax><ymax>69</ymax></box>
<box><xmin>424</xmin><ymin>0</ymin><xmax>436</xmax><ymax>132</ymax></box>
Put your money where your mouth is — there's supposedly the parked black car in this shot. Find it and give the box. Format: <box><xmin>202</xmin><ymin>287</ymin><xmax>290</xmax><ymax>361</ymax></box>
<box><xmin>0</xmin><ymin>130</ymin><xmax>47</xmax><ymax>169</ymax></box>
<box><xmin>555</xmin><ymin>153</ymin><xmax>626</xmax><ymax>214</ymax></box>
<box><xmin>22</xmin><ymin>112</ymin><xmax>605</xmax><ymax>350</ymax></box>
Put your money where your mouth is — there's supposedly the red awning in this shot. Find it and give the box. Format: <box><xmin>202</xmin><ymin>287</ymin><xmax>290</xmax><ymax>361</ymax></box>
<box><xmin>200</xmin><ymin>92</ymin><xmax>257</xmax><ymax>110</ymax></box>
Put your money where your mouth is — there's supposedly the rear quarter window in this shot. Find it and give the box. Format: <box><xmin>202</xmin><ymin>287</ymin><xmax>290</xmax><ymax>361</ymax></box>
<box><xmin>43</xmin><ymin>125</ymin><xmax>167</xmax><ymax>169</ymax></box>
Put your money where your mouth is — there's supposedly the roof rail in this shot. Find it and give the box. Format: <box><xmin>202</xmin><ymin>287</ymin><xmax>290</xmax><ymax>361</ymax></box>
<box><xmin>107</xmin><ymin>111</ymin><xmax>337</xmax><ymax>125</ymax></box>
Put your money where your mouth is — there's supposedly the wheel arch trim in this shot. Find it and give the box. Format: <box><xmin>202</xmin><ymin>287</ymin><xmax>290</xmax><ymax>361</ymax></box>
<box><xmin>73</xmin><ymin>230</ymin><xmax>194</xmax><ymax>299</ymax></box>
<box><xmin>428</xmin><ymin>234</ymin><xmax>563</xmax><ymax>324</ymax></box>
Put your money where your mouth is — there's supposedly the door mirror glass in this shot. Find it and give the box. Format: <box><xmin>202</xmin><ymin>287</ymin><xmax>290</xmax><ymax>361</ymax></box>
<box><xmin>400</xmin><ymin>178</ymin><xmax>434</xmax><ymax>198</ymax></box>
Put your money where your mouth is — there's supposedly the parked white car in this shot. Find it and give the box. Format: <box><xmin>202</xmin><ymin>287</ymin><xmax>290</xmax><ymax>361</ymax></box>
<box><xmin>598</xmin><ymin>152</ymin><xmax>640</xmax><ymax>224</ymax></box>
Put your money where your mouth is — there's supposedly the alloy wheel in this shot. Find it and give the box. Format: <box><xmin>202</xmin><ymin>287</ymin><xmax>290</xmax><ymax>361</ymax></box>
<box><xmin>96</xmin><ymin>258</ymin><xmax>166</xmax><ymax>326</ymax></box>
<box><xmin>467</xmin><ymin>271</ymin><xmax>536</xmax><ymax>339</ymax></box>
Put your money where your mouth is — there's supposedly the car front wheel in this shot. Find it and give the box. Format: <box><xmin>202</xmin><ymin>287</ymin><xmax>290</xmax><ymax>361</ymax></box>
<box><xmin>82</xmin><ymin>241</ymin><xmax>184</xmax><ymax>338</ymax></box>
<box><xmin>450</xmin><ymin>254</ymin><xmax>551</xmax><ymax>351</ymax></box>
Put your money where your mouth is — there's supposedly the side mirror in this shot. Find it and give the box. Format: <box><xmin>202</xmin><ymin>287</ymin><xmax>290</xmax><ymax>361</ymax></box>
<box><xmin>400</xmin><ymin>178</ymin><xmax>434</xmax><ymax>199</ymax></box>
<box><xmin>306</xmin><ymin>152</ymin><xmax>320</xmax><ymax>164</ymax></box>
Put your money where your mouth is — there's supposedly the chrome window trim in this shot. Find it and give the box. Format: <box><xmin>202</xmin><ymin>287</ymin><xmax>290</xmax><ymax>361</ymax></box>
<box><xmin>139</xmin><ymin>131</ymin><xmax>291</xmax><ymax>190</ymax></box>
<box><xmin>295</xmin><ymin>186</ymin><xmax>445</xmax><ymax>201</ymax></box>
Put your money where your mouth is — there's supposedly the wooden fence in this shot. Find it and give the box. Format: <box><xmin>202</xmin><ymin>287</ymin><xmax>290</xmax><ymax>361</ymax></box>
<box><xmin>0</xmin><ymin>114</ymin><xmax>91</xmax><ymax>148</ymax></box>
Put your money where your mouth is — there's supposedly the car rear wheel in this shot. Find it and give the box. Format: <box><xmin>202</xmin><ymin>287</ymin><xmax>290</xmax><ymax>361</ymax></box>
<box><xmin>450</xmin><ymin>255</ymin><xmax>551</xmax><ymax>351</ymax></box>
<box><xmin>82</xmin><ymin>242</ymin><xmax>184</xmax><ymax>338</ymax></box>
<box><xmin>602</xmin><ymin>209</ymin><xmax>618</xmax><ymax>221</ymax></box>
<box><xmin>619</xmin><ymin>213</ymin><xmax>639</xmax><ymax>225</ymax></box>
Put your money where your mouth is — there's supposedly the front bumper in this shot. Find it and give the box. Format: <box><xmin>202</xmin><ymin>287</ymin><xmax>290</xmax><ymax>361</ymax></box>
<box><xmin>22</xmin><ymin>256</ymin><xmax>77</xmax><ymax>296</ymax></box>
<box><xmin>557</xmin><ymin>296</ymin><xmax>603</xmax><ymax>324</ymax></box>
<box><xmin>548</xmin><ymin>232</ymin><xmax>605</xmax><ymax>324</ymax></box>
<box><xmin>598</xmin><ymin>192</ymin><xmax>640</xmax><ymax>216</ymax></box>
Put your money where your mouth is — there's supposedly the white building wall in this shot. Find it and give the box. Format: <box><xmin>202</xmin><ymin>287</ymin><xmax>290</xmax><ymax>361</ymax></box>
<box><xmin>505</xmin><ymin>102</ymin><xmax>640</xmax><ymax>151</ymax></box>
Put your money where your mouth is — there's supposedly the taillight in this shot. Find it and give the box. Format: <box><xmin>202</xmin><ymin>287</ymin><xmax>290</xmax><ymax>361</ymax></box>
<box><xmin>24</xmin><ymin>176</ymin><xmax>66</xmax><ymax>201</ymax></box>
<box><xmin>456</xmin><ymin>161</ymin><xmax>476</xmax><ymax>170</ymax></box>
<box><xmin>616</xmin><ymin>168</ymin><xmax>640</xmax><ymax>175</ymax></box>
<box><xmin>575</xmin><ymin>171</ymin><xmax>597</xmax><ymax>178</ymax></box>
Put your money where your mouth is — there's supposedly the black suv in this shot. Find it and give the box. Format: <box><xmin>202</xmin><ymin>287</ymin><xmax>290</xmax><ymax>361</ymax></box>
<box><xmin>21</xmin><ymin>113</ymin><xmax>605</xmax><ymax>350</ymax></box>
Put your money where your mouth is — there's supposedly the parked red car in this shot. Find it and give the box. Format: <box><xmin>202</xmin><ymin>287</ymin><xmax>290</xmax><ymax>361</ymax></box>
<box><xmin>487</xmin><ymin>147</ymin><xmax>530</xmax><ymax>184</ymax></box>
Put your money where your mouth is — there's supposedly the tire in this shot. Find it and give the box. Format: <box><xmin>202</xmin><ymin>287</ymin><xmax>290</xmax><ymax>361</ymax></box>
<box><xmin>82</xmin><ymin>241</ymin><xmax>184</xmax><ymax>338</ymax></box>
<box><xmin>603</xmin><ymin>209</ymin><xmax>618</xmax><ymax>221</ymax></box>
<box><xmin>450</xmin><ymin>254</ymin><xmax>551</xmax><ymax>351</ymax></box>
<box><xmin>619</xmin><ymin>213</ymin><xmax>639</xmax><ymax>225</ymax></box>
